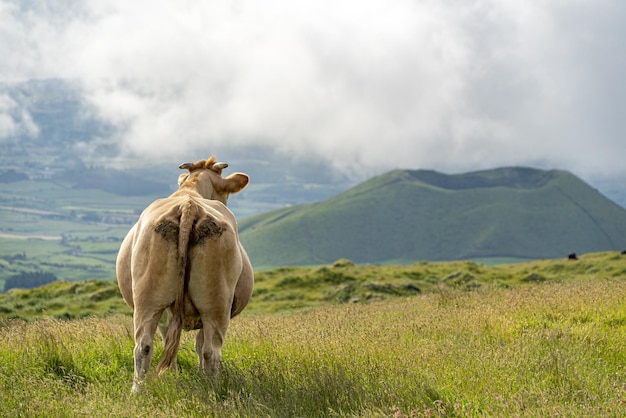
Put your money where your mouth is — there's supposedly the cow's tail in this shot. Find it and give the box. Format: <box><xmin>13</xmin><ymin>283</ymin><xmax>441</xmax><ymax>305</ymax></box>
<box><xmin>157</xmin><ymin>199</ymin><xmax>196</xmax><ymax>374</ymax></box>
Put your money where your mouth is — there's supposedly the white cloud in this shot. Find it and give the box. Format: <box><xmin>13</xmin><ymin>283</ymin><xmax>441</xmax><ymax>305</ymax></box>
<box><xmin>0</xmin><ymin>93</ymin><xmax>39</xmax><ymax>140</ymax></box>
<box><xmin>1</xmin><ymin>0</ymin><xmax>625</xmax><ymax>179</ymax></box>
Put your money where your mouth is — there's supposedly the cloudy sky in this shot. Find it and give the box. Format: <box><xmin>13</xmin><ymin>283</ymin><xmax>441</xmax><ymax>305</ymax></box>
<box><xmin>1</xmin><ymin>0</ymin><xmax>625</xmax><ymax>180</ymax></box>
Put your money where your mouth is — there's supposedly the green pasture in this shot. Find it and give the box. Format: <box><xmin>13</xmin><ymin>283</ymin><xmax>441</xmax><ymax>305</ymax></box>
<box><xmin>0</xmin><ymin>181</ymin><xmax>140</xmax><ymax>285</ymax></box>
<box><xmin>0</xmin><ymin>177</ymin><xmax>274</xmax><ymax>288</ymax></box>
<box><xmin>0</xmin><ymin>236</ymin><xmax>120</xmax><ymax>285</ymax></box>
<box><xmin>1</xmin><ymin>259</ymin><xmax>625</xmax><ymax>416</ymax></box>
<box><xmin>0</xmin><ymin>179</ymin><xmax>159</xmax><ymax>211</ymax></box>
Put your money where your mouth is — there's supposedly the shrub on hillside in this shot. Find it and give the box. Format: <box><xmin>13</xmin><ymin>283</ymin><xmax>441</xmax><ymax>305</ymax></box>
<box><xmin>3</xmin><ymin>272</ymin><xmax>57</xmax><ymax>293</ymax></box>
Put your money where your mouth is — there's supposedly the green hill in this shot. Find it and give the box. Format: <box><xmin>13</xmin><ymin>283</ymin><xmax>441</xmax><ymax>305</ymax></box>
<box><xmin>239</xmin><ymin>167</ymin><xmax>626</xmax><ymax>267</ymax></box>
<box><xmin>2</xmin><ymin>251</ymin><xmax>625</xmax><ymax>320</ymax></box>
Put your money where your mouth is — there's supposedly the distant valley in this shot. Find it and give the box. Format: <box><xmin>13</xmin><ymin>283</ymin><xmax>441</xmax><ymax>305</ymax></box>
<box><xmin>1</xmin><ymin>79</ymin><xmax>626</xmax><ymax>289</ymax></box>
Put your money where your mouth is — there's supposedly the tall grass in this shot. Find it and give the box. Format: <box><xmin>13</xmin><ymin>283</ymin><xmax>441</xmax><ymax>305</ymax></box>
<box><xmin>1</xmin><ymin>274</ymin><xmax>626</xmax><ymax>416</ymax></box>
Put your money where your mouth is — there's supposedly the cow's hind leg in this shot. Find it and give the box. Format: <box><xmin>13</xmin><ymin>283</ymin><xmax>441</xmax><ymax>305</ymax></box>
<box><xmin>195</xmin><ymin>330</ymin><xmax>204</xmax><ymax>371</ymax></box>
<box><xmin>157</xmin><ymin>311</ymin><xmax>178</xmax><ymax>372</ymax></box>
<box><xmin>196</xmin><ymin>313</ymin><xmax>230</xmax><ymax>378</ymax></box>
<box><xmin>132</xmin><ymin>308</ymin><xmax>163</xmax><ymax>392</ymax></box>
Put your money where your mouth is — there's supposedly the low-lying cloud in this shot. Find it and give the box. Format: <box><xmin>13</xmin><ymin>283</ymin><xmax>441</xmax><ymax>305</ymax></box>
<box><xmin>1</xmin><ymin>0</ymin><xmax>625</xmax><ymax>179</ymax></box>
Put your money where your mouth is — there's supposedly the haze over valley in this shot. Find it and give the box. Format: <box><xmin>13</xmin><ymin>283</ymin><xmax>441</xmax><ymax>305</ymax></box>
<box><xmin>2</xmin><ymin>1</ymin><xmax>626</xmax><ymax>286</ymax></box>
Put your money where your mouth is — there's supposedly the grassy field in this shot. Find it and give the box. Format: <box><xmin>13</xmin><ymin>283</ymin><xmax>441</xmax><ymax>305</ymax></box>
<box><xmin>1</xmin><ymin>252</ymin><xmax>625</xmax><ymax>319</ymax></box>
<box><xmin>1</xmin><ymin>252</ymin><xmax>625</xmax><ymax>416</ymax></box>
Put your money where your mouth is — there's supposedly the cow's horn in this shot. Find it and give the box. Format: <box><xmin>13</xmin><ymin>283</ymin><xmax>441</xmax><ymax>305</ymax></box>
<box><xmin>213</xmin><ymin>162</ymin><xmax>228</xmax><ymax>171</ymax></box>
<box><xmin>179</xmin><ymin>162</ymin><xmax>194</xmax><ymax>170</ymax></box>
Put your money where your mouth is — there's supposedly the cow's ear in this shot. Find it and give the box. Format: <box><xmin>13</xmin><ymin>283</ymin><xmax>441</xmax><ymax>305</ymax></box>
<box><xmin>178</xmin><ymin>173</ymin><xmax>189</xmax><ymax>186</ymax></box>
<box><xmin>223</xmin><ymin>173</ymin><xmax>249</xmax><ymax>193</ymax></box>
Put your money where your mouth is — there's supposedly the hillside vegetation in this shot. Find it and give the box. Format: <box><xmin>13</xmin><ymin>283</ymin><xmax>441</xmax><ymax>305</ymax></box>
<box><xmin>1</xmin><ymin>251</ymin><xmax>624</xmax><ymax>320</ymax></box>
<box><xmin>1</xmin><ymin>252</ymin><xmax>625</xmax><ymax>416</ymax></box>
<box><xmin>239</xmin><ymin>167</ymin><xmax>626</xmax><ymax>267</ymax></box>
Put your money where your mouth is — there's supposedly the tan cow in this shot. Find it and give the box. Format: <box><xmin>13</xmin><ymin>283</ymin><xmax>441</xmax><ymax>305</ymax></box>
<box><xmin>116</xmin><ymin>156</ymin><xmax>253</xmax><ymax>392</ymax></box>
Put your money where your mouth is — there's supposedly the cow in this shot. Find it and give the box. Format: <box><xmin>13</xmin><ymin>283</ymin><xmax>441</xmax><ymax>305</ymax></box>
<box><xmin>116</xmin><ymin>156</ymin><xmax>253</xmax><ymax>392</ymax></box>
